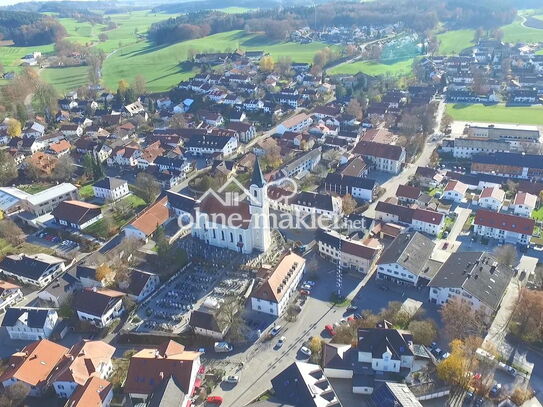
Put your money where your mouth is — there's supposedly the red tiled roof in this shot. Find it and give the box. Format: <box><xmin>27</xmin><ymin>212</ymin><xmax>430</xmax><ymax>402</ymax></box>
<box><xmin>129</xmin><ymin>197</ymin><xmax>169</xmax><ymax>236</ymax></box>
<box><xmin>396</xmin><ymin>184</ymin><xmax>421</xmax><ymax>200</ymax></box>
<box><xmin>474</xmin><ymin>209</ymin><xmax>535</xmax><ymax>235</ymax></box>
<box><xmin>412</xmin><ymin>208</ymin><xmax>444</xmax><ymax>225</ymax></box>
<box><xmin>67</xmin><ymin>376</ymin><xmax>112</xmax><ymax>407</ymax></box>
<box><xmin>352</xmin><ymin>140</ymin><xmax>403</xmax><ymax>161</ymax></box>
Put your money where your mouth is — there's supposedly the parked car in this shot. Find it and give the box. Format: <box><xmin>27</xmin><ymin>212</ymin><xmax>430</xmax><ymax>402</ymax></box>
<box><xmin>225</xmin><ymin>376</ymin><xmax>239</xmax><ymax>384</ymax></box>
<box><xmin>270</xmin><ymin>326</ymin><xmax>282</xmax><ymax>336</ymax></box>
<box><xmin>441</xmin><ymin>352</ymin><xmax>451</xmax><ymax>360</ymax></box>
<box><xmin>474</xmin><ymin>397</ymin><xmax>484</xmax><ymax>406</ymax></box>
<box><xmin>277</xmin><ymin>336</ymin><xmax>286</xmax><ymax>348</ymax></box>
<box><xmin>300</xmin><ymin>346</ymin><xmax>312</xmax><ymax>357</ymax></box>
<box><xmin>490</xmin><ymin>383</ymin><xmax>502</xmax><ymax>397</ymax></box>
<box><xmin>346</xmin><ymin>305</ymin><xmax>358</xmax><ymax>312</ymax></box>
<box><xmin>325</xmin><ymin>324</ymin><xmax>336</xmax><ymax>336</ymax></box>
<box><xmin>506</xmin><ymin>366</ymin><xmax>516</xmax><ymax>376</ymax></box>
<box><xmin>301</xmin><ymin>283</ymin><xmax>312</xmax><ymax>291</ymax></box>
<box><xmin>207</xmin><ymin>396</ymin><xmax>223</xmax><ymax>405</ymax></box>
<box><xmin>299</xmin><ymin>289</ymin><xmax>310</xmax><ymax>296</ymax></box>
<box><xmin>303</xmin><ymin>280</ymin><xmax>316</xmax><ymax>287</ymax></box>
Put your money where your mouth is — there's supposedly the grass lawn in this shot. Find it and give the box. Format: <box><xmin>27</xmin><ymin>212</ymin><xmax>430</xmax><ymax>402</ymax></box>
<box><xmin>0</xmin><ymin>238</ymin><xmax>54</xmax><ymax>257</ymax></box>
<box><xmin>446</xmin><ymin>103</ymin><xmax>543</xmax><ymax>126</ymax></box>
<box><xmin>328</xmin><ymin>57</ymin><xmax>415</xmax><ymax>77</ymax></box>
<box><xmin>532</xmin><ymin>207</ymin><xmax>543</xmax><ymax>221</ymax></box>
<box><xmin>78</xmin><ymin>184</ymin><xmax>95</xmax><ymax>200</ymax></box>
<box><xmin>102</xmin><ymin>30</ymin><xmax>336</xmax><ymax>92</ymax></box>
<box><xmin>437</xmin><ymin>29</ymin><xmax>475</xmax><ymax>55</ymax></box>
<box><xmin>216</xmin><ymin>7</ymin><xmax>254</xmax><ymax>13</ymax></box>
<box><xmin>42</xmin><ymin>66</ymin><xmax>90</xmax><ymax>94</ymax></box>
<box><xmin>502</xmin><ymin>16</ymin><xmax>543</xmax><ymax>44</ymax></box>
<box><xmin>0</xmin><ymin>43</ymin><xmax>55</xmax><ymax>74</ymax></box>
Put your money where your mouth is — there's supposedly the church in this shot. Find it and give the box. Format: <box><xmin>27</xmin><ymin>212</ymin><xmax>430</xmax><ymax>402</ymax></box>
<box><xmin>191</xmin><ymin>159</ymin><xmax>272</xmax><ymax>254</ymax></box>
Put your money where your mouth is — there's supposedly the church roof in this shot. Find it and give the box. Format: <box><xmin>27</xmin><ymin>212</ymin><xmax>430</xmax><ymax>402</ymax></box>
<box><xmin>251</xmin><ymin>158</ymin><xmax>266</xmax><ymax>188</ymax></box>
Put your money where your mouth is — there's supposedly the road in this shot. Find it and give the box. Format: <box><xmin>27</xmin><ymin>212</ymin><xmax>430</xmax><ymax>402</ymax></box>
<box><xmin>365</xmin><ymin>100</ymin><xmax>446</xmax><ymax>218</ymax></box>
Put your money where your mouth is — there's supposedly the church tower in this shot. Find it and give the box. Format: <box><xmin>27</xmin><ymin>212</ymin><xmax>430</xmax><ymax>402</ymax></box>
<box><xmin>249</xmin><ymin>159</ymin><xmax>271</xmax><ymax>252</ymax></box>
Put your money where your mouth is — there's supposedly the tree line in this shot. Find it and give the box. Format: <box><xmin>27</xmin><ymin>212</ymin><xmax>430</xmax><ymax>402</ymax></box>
<box><xmin>0</xmin><ymin>10</ymin><xmax>66</xmax><ymax>46</ymax></box>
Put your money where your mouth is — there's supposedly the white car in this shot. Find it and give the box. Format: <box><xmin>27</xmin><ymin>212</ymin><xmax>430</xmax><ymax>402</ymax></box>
<box><xmin>270</xmin><ymin>326</ymin><xmax>282</xmax><ymax>336</ymax></box>
<box><xmin>300</xmin><ymin>346</ymin><xmax>312</xmax><ymax>357</ymax></box>
<box><xmin>303</xmin><ymin>280</ymin><xmax>316</xmax><ymax>287</ymax></box>
<box><xmin>301</xmin><ymin>284</ymin><xmax>312</xmax><ymax>291</ymax></box>
<box><xmin>277</xmin><ymin>336</ymin><xmax>286</xmax><ymax>348</ymax></box>
<box><xmin>225</xmin><ymin>375</ymin><xmax>239</xmax><ymax>384</ymax></box>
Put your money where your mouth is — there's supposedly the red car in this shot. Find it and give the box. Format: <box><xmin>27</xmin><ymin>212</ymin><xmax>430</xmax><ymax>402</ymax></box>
<box><xmin>207</xmin><ymin>396</ymin><xmax>223</xmax><ymax>405</ymax></box>
<box><xmin>325</xmin><ymin>324</ymin><xmax>336</xmax><ymax>336</ymax></box>
<box><xmin>299</xmin><ymin>289</ymin><xmax>310</xmax><ymax>296</ymax></box>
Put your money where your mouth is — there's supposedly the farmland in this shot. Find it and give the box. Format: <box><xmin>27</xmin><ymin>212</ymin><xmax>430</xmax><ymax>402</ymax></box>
<box><xmin>101</xmin><ymin>30</ymin><xmax>335</xmax><ymax>92</ymax></box>
<box><xmin>446</xmin><ymin>103</ymin><xmax>543</xmax><ymax>126</ymax></box>
<box><xmin>501</xmin><ymin>15</ymin><xmax>543</xmax><ymax>44</ymax></box>
<box><xmin>328</xmin><ymin>57</ymin><xmax>415</xmax><ymax>77</ymax></box>
<box><xmin>436</xmin><ymin>29</ymin><xmax>475</xmax><ymax>55</ymax></box>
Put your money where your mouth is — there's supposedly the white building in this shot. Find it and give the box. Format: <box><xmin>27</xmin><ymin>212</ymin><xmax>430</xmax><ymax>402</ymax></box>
<box><xmin>0</xmin><ymin>281</ymin><xmax>23</xmax><ymax>312</ymax></box>
<box><xmin>1</xmin><ymin>307</ymin><xmax>58</xmax><ymax>341</ymax></box>
<box><xmin>0</xmin><ymin>253</ymin><xmax>66</xmax><ymax>287</ymax></box>
<box><xmin>74</xmin><ymin>288</ymin><xmax>125</xmax><ymax>328</ymax></box>
<box><xmin>279</xmin><ymin>147</ymin><xmax>322</xmax><ymax>179</ymax></box>
<box><xmin>184</xmin><ymin>135</ymin><xmax>238</xmax><ymax>157</ymax></box>
<box><xmin>478</xmin><ymin>187</ymin><xmax>505</xmax><ymax>211</ymax></box>
<box><xmin>443</xmin><ymin>180</ymin><xmax>468</xmax><ymax>203</ymax></box>
<box><xmin>512</xmin><ymin>192</ymin><xmax>537</xmax><ymax>217</ymax></box>
<box><xmin>353</xmin><ymin>141</ymin><xmax>405</xmax><ymax>174</ymax></box>
<box><xmin>376</xmin><ymin>232</ymin><xmax>441</xmax><ymax>286</ymax></box>
<box><xmin>250</xmin><ymin>252</ymin><xmax>306</xmax><ymax>316</ymax></box>
<box><xmin>429</xmin><ymin>251</ymin><xmax>514</xmax><ymax>319</ymax></box>
<box><xmin>276</xmin><ymin>113</ymin><xmax>313</xmax><ymax>135</ymax></box>
<box><xmin>473</xmin><ymin>209</ymin><xmax>534</xmax><ymax>246</ymax></box>
<box><xmin>0</xmin><ymin>183</ymin><xmax>78</xmax><ymax>216</ymax></box>
<box><xmin>92</xmin><ymin>177</ymin><xmax>130</xmax><ymax>201</ymax></box>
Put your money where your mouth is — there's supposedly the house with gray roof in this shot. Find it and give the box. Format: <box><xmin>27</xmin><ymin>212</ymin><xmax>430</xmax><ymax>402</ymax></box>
<box><xmin>376</xmin><ymin>233</ymin><xmax>441</xmax><ymax>286</ymax></box>
<box><xmin>1</xmin><ymin>307</ymin><xmax>58</xmax><ymax>341</ymax></box>
<box><xmin>92</xmin><ymin>177</ymin><xmax>129</xmax><ymax>201</ymax></box>
<box><xmin>429</xmin><ymin>251</ymin><xmax>514</xmax><ymax>318</ymax></box>
<box><xmin>0</xmin><ymin>253</ymin><xmax>66</xmax><ymax>287</ymax></box>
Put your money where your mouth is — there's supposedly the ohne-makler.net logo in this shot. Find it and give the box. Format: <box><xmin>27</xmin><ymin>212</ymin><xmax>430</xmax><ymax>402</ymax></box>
<box><xmin>176</xmin><ymin>176</ymin><xmax>366</xmax><ymax>232</ymax></box>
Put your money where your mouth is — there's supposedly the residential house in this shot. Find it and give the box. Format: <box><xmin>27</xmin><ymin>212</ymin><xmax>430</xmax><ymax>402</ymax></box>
<box><xmin>414</xmin><ymin>167</ymin><xmax>444</xmax><ymax>187</ymax></box>
<box><xmin>371</xmin><ymin>382</ymin><xmax>423</xmax><ymax>407</ymax></box>
<box><xmin>123</xmin><ymin>101</ymin><xmax>145</xmax><ymax>117</ymax></box>
<box><xmin>92</xmin><ymin>177</ymin><xmax>130</xmax><ymax>201</ymax></box>
<box><xmin>395</xmin><ymin>185</ymin><xmax>422</xmax><ymax>205</ymax></box>
<box><xmin>24</xmin><ymin>122</ymin><xmax>45</xmax><ymax>138</ymax></box>
<box><xmin>276</xmin><ymin>113</ymin><xmax>313</xmax><ymax>135</ymax></box>
<box><xmin>323</xmin><ymin>328</ymin><xmax>415</xmax><ymax>394</ymax></box>
<box><xmin>478</xmin><ymin>187</ymin><xmax>505</xmax><ymax>211</ymax></box>
<box><xmin>123</xmin><ymin>340</ymin><xmax>201</xmax><ymax>406</ymax></box>
<box><xmin>65</xmin><ymin>376</ymin><xmax>113</xmax><ymax>407</ymax></box>
<box><xmin>0</xmin><ymin>281</ymin><xmax>22</xmax><ymax>312</ymax></box>
<box><xmin>250</xmin><ymin>252</ymin><xmax>306</xmax><ymax>316</ymax></box>
<box><xmin>323</xmin><ymin>173</ymin><xmax>376</xmax><ymax>202</ymax></box>
<box><xmin>270</xmin><ymin>362</ymin><xmax>342</xmax><ymax>407</ymax></box>
<box><xmin>316</xmin><ymin>229</ymin><xmax>382</xmax><ymax>274</ymax></box>
<box><xmin>471</xmin><ymin>152</ymin><xmax>543</xmax><ymax>180</ymax></box>
<box><xmin>227</xmin><ymin>122</ymin><xmax>257</xmax><ymax>143</ymax></box>
<box><xmin>74</xmin><ymin>288</ymin><xmax>125</xmax><ymax>328</ymax></box>
<box><xmin>184</xmin><ymin>135</ymin><xmax>238</xmax><ymax>157</ymax></box>
<box><xmin>189</xmin><ymin>306</ymin><xmax>229</xmax><ymax>340</ymax></box>
<box><xmin>376</xmin><ymin>232</ymin><xmax>441</xmax><ymax>286</ymax></box>
<box><xmin>166</xmin><ymin>191</ymin><xmax>196</xmax><ymax>220</ymax></box>
<box><xmin>445</xmin><ymin>138</ymin><xmax>511</xmax><ymax>159</ymax></box>
<box><xmin>0</xmin><ymin>339</ymin><xmax>68</xmax><ymax>396</ymax></box>
<box><xmin>429</xmin><ymin>251</ymin><xmax>514</xmax><ymax>319</ymax></box>
<box><xmin>52</xmin><ymin>200</ymin><xmax>102</xmax><ymax>230</ymax></box>
<box><xmin>353</xmin><ymin>141</ymin><xmax>406</xmax><ymax>174</ymax></box>
<box><xmin>473</xmin><ymin>210</ymin><xmax>534</xmax><ymax>245</ymax></box>
<box><xmin>339</xmin><ymin>156</ymin><xmax>368</xmax><ymax>178</ymax></box>
<box><xmin>52</xmin><ymin>340</ymin><xmax>115</xmax><ymax>399</ymax></box>
<box><xmin>107</xmin><ymin>144</ymin><xmax>140</xmax><ymax>167</ymax></box>
<box><xmin>1</xmin><ymin>307</ymin><xmax>58</xmax><ymax>341</ymax></box>
<box><xmin>124</xmin><ymin>270</ymin><xmax>160</xmax><ymax>303</ymax></box>
<box><xmin>59</xmin><ymin>124</ymin><xmax>83</xmax><ymax>138</ymax></box>
<box><xmin>289</xmin><ymin>191</ymin><xmax>343</xmax><ymax>220</ymax></box>
<box><xmin>0</xmin><ymin>253</ymin><xmax>65</xmax><ymax>287</ymax></box>
<box><xmin>280</xmin><ymin>148</ymin><xmax>322</xmax><ymax>179</ymax></box>
<box><xmin>123</xmin><ymin>197</ymin><xmax>170</xmax><ymax>241</ymax></box>
<box><xmin>76</xmin><ymin>265</ymin><xmax>112</xmax><ymax>289</ymax></box>
<box><xmin>443</xmin><ymin>180</ymin><xmax>468</xmax><ymax>203</ymax></box>
<box><xmin>374</xmin><ymin>201</ymin><xmax>444</xmax><ymax>236</ymax></box>
<box><xmin>512</xmin><ymin>192</ymin><xmax>537</xmax><ymax>217</ymax></box>
<box><xmin>47</xmin><ymin>140</ymin><xmax>71</xmax><ymax>157</ymax></box>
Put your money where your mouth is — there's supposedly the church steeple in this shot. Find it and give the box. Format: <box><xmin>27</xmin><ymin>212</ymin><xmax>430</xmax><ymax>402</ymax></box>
<box><xmin>251</xmin><ymin>158</ymin><xmax>266</xmax><ymax>188</ymax></box>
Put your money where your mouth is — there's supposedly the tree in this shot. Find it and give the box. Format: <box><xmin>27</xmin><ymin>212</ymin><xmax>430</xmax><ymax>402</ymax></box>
<box><xmin>510</xmin><ymin>288</ymin><xmax>543</xmax><ymax>343</ymax></box>
<box><xmin>259</xmin><ymin>55</ymin><xmax>275</xmax><ymax>72</ymax></box>
<box><xmin>135</xmin><ymin>172</ymin><xmax>161</xmax><ymax>203</ymax></box>
<box><xmin>169</xmin><ymin>113</ymin><xmax>187</xmax><ymax>128</ymax></box>
<box><xmin>493</xmin><ymin>244</ymin><xmax>517</xmax><ymax>267</ymax></box>
<box><xmin>345</xmin><ymin>98</ymin><xmax>363</xmax><ymax>120</ymax></box>
<box><xmin>408</xmin><ymin>320</ymin><xmax>437</xmax><ymax>346</ymax></box>
<box><xmin>342</xmin><ymin>194</ymin><xmax>357</xmax><ymax>215</ymax></box>
<box><xmin>52</xmin><ymin>155</ymin><xmax>75</xmax><ymax>181</ymax></box>
<box><xmin>4</xmin><ymin>382</ymin><xmax>30</xmax><ymax>406</ymax></box>
<box><xmin>308</xmin><ymin>336</ymin><xmax>324</xmax><ymax>363</ymax></box>
<box><xmin>98</xmin><ymin>33</ymin><xmax>108</xmax><ymax>42</ymax></box>
<box><xmin>0</xmin><ymin>219</ymin><xmax>24</xmax><ymax>246</ymax></box>
<box><xmin>132</xmin><ymin>74</ymin><xmax>147</xmax><ymax>96</ymax></box>
<box><xmin>0</xmin><ymin>151</ymin><xmax>18</xmax><ymax>186</ymax></box>
<box><xmin>510</xmin><ymin>387</ymin><xmax>533</xmax><ymax>405</ymax></box>
<box><xmin>33</xmin><ymin>81</ymin><xmax>59</xmax><ymax>118</ymax></box>
<box><xmin>7</xmin><ymin>119</ymin><xmax>21</xmax><ymax>138</ymax></box>
<box><xmin>440</xmin><ymin>298</ymin><xmax>486</xmax><ymax>341</ymax></box>
<box><xmin>95</xmin><ymin>264</ymin><xmax>114</xmax><ymax>283</ymax></box>
<box><xmin>217</xmin><ymin>297</ymin><xmax>247</xmax><ymax>344</ymax></box>
<box><xmin>260</xmin><ymin>140</ymin><xmax>282</xmax><ymax>170</ymax></box>
<box><xmin>275</xmin><ymin>56</ymin><xmax>292</xmax><ymax>77</ymax></box>
<box><xmin>436</xmin><ymin>339</ymin><xmax>469</xmax><ymax>386</ymax></box>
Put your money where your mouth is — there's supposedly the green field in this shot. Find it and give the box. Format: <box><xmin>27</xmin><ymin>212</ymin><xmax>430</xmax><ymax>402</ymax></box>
<box><xmin>102</xmin><ymin>30</ymin><xmax>335</xmax><ymax>92</ymax></box>
<box><xmin>437</xmin><ymin>29</ymin><xmax>475</xmax><ymax>55</ymax></box>
<box><xmin>328</xmin><ymin>57</ymin><xmax>415</xmax><ymax>77</ymax></box>
<box><xmin>42</xmin><ymin>66</ymin><xmax>90</xmax><ymax>93</ymax></box>
<box><xmin>216</xmin><ymin>7</ymin><xmax>254</xmax><ymax>14</ymax></box>
<box><xmin>446</xmin><ymin>103</ymin><xmax>543</xmax><ymax>125</ymax></box>
<box><xmin>502</xmin><ymin>16</ymin><xmax>543</xmax><ymax>44</ymax></box>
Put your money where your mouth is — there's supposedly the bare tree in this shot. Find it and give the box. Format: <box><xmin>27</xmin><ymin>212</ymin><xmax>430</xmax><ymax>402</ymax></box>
<box><xmin>0</xmin><ymin>219</ymin><xmax>24</xmax><ymax>246</ymax></box>
<box><xmin>0</xmin><ymin>151</ymin><xmax>18</xmax><ymax>186</ymax></box>
<box><xmin>5</xmin><ymin>382</ymin><xmax>30</xmax><ymax>406</ymax></box>
<box><xmin>52</xmin><ymin>155</ymin><xmax>75</xmax><ymax>181</ymax></box>
<box><xmin>440</xmin><ymin>298</ymin><xmax>487</xmax><ymax>341</ymax></box>
<box><xmin>134</xmin><ymin>173</ymin><xmax>161</xmax><ymax>203</ymax></box>
<box><xmin>493</xmin><ymin>244</ymin><xmax>517</xmax><ymax>267</ymax></box>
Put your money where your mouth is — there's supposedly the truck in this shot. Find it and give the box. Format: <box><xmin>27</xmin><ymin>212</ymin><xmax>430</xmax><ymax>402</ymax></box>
<box><xmin>214</xmin><ymin>341</ymin><xmax>233</xmax><ymax>353</ymax></box>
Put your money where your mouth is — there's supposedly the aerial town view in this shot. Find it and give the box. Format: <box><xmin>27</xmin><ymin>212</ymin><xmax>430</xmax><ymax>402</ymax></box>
<box><xmin>0</xmin><ymin>0</ymin><xmax>543</xmax><ymax>406</ymax></box>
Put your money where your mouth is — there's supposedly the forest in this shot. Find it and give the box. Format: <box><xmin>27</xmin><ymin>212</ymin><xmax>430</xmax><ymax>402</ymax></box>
<box><xmin>0</xmin><ymin>10</ymin><xmax>67</xmax><ymax>46</ymax></box>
